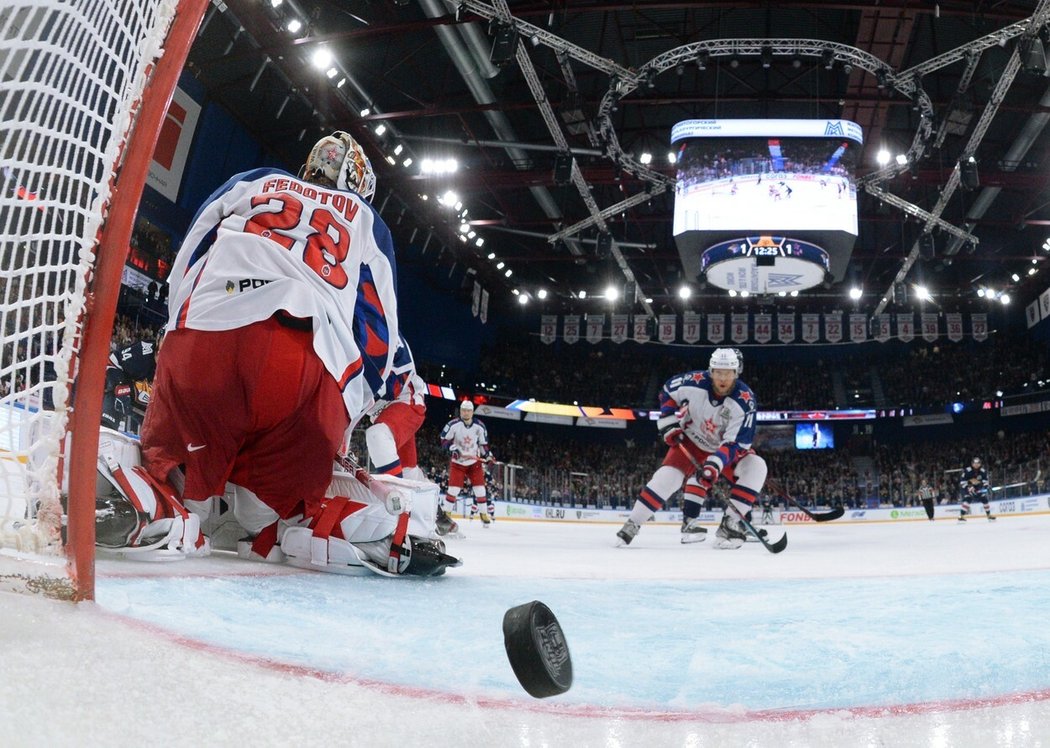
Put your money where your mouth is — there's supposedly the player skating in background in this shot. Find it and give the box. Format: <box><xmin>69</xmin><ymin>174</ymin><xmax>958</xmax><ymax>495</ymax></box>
<box><xmin>364</xmin><ymin>334</ymin><xmax>427</xmax><ymax>481</ymax></box>
<box><xmin>616</xmin><ymin>348</ymin><xmax>767</xmax><ymax>549</ymax></box>
<box><xmin>137</xmin><ymin>131</ymin><xmax>456</xmax><ymax>575</ymax></box>
<box><xmin>440</xmin><ymin>400</ymin><xmax>495</xmax><ymax>527</ymax></box>
<box><xmin>918</xmin><ymin>477</ymin><xmax>937</xmax><ymax>521</ymax></box>
<box><xmin>958</xmin><ymin>456</ymin><xmax>995</xmax><ymax>522</ymax></box>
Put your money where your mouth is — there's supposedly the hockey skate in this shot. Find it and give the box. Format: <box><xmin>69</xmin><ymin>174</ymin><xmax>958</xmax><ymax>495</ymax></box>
<box><xmin>480</xmin><ymin>511</ymin><xmax>492</xmax><ymax>527</ymax></box>
<box><xmin>714</xmin><ymin>512</ymin><xmax>747</xmax><ymax>549</ymax></box>
<box><xmin>615</xmin><ymin>519</ymin><xmax>640</xmax><ymax>546</ymax></box>
<box><xmin>435</xmin><ymin>507</ymin><xmax>460</xmax><ymax>537</ymax></box>
<box><xmin>680</xmin><ymin>517</ymin><xmax>707</xmax><ymax>544</ymax></box>
<box><xmin>987</xmin><ymin>514</ymin><xmax>996</xmax><ymax>521</ymax></box>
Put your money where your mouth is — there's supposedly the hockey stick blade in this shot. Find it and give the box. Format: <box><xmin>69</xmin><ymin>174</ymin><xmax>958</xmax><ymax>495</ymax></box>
<box><xmin>766</xmin><ymin>478</ymin><xmax>844</xmax><ymax>522</ymax></box>
<box><xmin>672</xmin><ymin>441</ymin><xmax>787</xmax><ymax>554</ymax></box>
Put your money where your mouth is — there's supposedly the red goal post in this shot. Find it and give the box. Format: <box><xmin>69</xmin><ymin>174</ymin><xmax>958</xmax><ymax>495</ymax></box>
<box><xmin>0</xmin><ymin>0</ymin><xmax>209</xmax><ymax>601</ymax></box>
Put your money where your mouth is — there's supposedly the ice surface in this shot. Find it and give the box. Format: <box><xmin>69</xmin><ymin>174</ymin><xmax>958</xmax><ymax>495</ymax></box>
<box><xmin>3</xmin><ymin>514</ymin><xmax>1050</xmax><ymax>747</ymax></box>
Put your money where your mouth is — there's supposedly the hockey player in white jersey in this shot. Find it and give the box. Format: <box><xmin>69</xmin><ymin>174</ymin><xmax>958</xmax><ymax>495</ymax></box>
<box><xmin>616</xmin><ymin>348</ymin><xmax>767</xmax><ymax>549</ymax></box>
<box><xmin>137</xmin><ymin>131</ymin><xmax>458</xmax><ymax>575</ymax></box>
<box><xmin>439</xmin><ymin>400</ymin><xmax>495</xmax><ymax>526</ymax></box>
<box><xmin>364</xmin><ymin>334</ymin><xmax>427</xmax><ymax>481</ymax></box>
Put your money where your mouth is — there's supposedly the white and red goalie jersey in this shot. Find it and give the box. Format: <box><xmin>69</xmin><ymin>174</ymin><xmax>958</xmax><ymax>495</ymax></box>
<box><xmin>165</xmin><ymin>167</ymin><xmax>399</xmax><ymax>427</ymax></box>
<box><xmin>440</xmin><ymin>417</ymin><xmax>489</xmax><ymax>466</ymax></box>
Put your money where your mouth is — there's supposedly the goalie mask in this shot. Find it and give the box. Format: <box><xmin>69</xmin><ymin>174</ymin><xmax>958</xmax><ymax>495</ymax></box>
<box><xmin>302</xmin><ymin>131</ymin><xmax>376</xmax><ymax>201</ymax></box>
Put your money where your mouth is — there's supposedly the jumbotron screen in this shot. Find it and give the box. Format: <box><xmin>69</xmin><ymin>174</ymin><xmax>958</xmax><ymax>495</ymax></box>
<box><xmin>670</xmin><ymin>119</ymin><xmax>863</xmax><ymax>283</ymax></box>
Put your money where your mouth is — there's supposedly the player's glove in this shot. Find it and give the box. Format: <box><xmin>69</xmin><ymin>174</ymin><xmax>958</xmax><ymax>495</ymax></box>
<box><xmin>450</xmin><ymin>448</ymin><xmax>461</xmax><ymax>460</ymax></box>
<box><xmin>698</xmin><ymin>460</ymin><xmax>720</xmax><ymax>492</ymax></box>
<box><xmin>657</xmin><ymin>402</ymin><xmax>690</xmax><ymax>446</ymax></box>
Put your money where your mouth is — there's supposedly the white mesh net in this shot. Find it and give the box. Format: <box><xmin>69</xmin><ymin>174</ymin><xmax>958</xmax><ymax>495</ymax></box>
<box><xmin>0</xmin><ymin>0</ymin><xmax>180</xmax><ymax>567</ymax></box>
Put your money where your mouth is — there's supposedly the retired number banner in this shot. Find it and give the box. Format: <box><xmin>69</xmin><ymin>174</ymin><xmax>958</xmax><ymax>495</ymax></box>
<box><xmin>753</xmin><ymin>313</ymin><xmax>772</xmax><ymax>344</ymax></box>
<box><xmin>633</xmin><ymin>315</ymin><xmax>650</xmax><ymax>343</ymax></box>
<box><xmin>540</xmin><ymin>315</ymin><xmax>557</xmax><ymax>345</ymax></box>
<box><xmin>777</xmin><ymin>313</ymin><xmax>795</xmax><ymax>343</ymax></box>
<box><xmin>658</xmin><ymin>314</ymin><xmax>677</xmax><ymax>344</ymax></box>
<box><xmin>707</xmin><ymin>313</ymin><xmax>725</xmax><ymax>343</ymax></box>
<box><xmin>610</xmin><ymin>313</ymin><xmax>629</xmax><ymax>344</ymax></box>
<box><xmin>563</xmin><ymin>314</ymin><xmax>580</xmax><ymax>344</ymax></box>
<box><xmin>682</xmin><ymin>311</ymin><xmax>701</xmax><ymax>344</ymax></box>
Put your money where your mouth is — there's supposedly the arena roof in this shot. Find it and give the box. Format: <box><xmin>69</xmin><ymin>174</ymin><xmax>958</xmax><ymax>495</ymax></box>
<box><xmin>187</xmin><ymin>1</ymin><xmax>1050</xmax><ymax>316</ymax></box>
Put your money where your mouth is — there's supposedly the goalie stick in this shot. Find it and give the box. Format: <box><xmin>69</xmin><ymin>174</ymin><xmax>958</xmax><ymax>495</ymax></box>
<box><xmin>764</xmin><ymin>478</ymin><xmax>844</xmax><ymax>522</ymax></box>
<box><xmin>336</xmin><ymin>453</ymin><xmax>412</xmax><ymax>573</ymax></box>
<box><xmin>673</xmin><ymin>441</ymin><xmax>788</xmax><ymax>554</ymax></box>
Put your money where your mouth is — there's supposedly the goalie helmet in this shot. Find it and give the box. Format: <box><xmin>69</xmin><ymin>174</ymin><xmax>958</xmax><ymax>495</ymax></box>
<box><xmin>709</xmin><ymin>347</ymin><xmax>743</xmax><ymax>375</ymax></box>
<box><xmin>302</xmin><ymin>131</ymin><xmax>376</xmax><ymax>201</ymax></box>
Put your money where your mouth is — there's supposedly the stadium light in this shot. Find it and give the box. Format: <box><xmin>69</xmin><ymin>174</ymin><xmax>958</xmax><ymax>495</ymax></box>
<box><xmin>667</xmin><ymin>152</ymin><xmax>677</xmax><ymax>164</ymax></box>
<box><xmin>605</xmin><ymin>285</ymin><xmax>620</xmax><ymax>301</ymax></box>
<box><xmin>312</xmin><ymin>48</ymin><xmax>333</xmax><ymax>70</ymax></box>
<box><xmin>849</xmin><ymin>287</ymin><xmax>862</xmax><ymax>300</ymax></box>
<box><xmin>287</xmin><ymin>18</ymin><xmax>302</xmax><ymax>33</ymax></box>
<box><xmin>914</xmin><ymin>284</ymin><xmax>931</xmax><ymax>301</ymax></box>
<box><xmin>678</xmin><ymin>286</ymin><xmax>692</xmax><ymax>299</ymax></box>
<box><xmin>639</xmin><ymin>152</ymin><xmax>652</xmax><ymax>165</ymax></box>
<box><xmin>517</xmin><ymin>294</ymin><xmax>527</xmax><ymax>305</ymax></box>
<box><xmin>1000</xmin><ymin>293</ymin><xmax>1011</xmax><ymax>305</ymax></box>
<box><xmin>537</xmin><ymin>289</ymin><xmax>548</xmax><ymax>300</ymax></box>
<box><xmin>579</xmin><ymin>290</ymin><xmax>587</xmax><ymax>299</ymax></box>
<box><xmin>728</xmin><ymin>289</ymin><xmax>738</xmax><ymax>297</ymax></box>
<box><xmin>876</xmin><ymin>149</ymin><xmax>891</xmax><ymax>166</ymax></box>
<box><xmin>977</xmin><ymin>288</ymin><xmax>986</xmax><ymax>298</ymax></box>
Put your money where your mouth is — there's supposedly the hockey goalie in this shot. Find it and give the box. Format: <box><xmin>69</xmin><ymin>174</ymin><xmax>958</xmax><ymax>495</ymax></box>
<box><xmin>92</xmin><ymin>428</ymin><xmax>460</xmax><ymax>577</ymax></box>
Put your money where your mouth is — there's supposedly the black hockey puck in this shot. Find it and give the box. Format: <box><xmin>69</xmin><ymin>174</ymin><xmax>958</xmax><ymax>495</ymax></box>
<box><xmin>502</xmin><ymin>600</ymin><xmax>573</xmax><ymax>698</ymax></box>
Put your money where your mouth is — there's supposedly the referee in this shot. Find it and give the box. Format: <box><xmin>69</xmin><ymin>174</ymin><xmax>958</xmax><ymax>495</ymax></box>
<box><xmin>918</xmin><ymin>478</ymin><xmax>937</xmax><ymax>521</ymax></box>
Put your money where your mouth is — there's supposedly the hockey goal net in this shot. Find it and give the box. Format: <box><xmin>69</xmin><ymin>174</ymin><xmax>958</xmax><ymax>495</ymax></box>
<box><xmin>0</xmin><ymin>0</ymin><xmax>207</xmax><ymax>600</ymax></box>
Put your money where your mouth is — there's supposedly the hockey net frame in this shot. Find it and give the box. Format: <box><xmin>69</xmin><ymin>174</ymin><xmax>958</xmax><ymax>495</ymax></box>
<box><xmin>0</xmin><ymin>0</ymin><xmax>208</xmax><ymax>601</ymax></box>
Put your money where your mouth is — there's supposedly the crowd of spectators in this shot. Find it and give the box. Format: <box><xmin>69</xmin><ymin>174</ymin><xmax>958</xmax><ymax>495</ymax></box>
<box><xmin>875</xmin><ymin>336</ymin><xmax>1048</xmax><ymax>407</ymax></box>
<box><xmin>463</xmin><ymin>333</ymin><xmax>1048</xmax><ymax>412</ymax></box>
<box><xmin>873</xmin><ymin>430</ymin><xmax>1050</xmax><ymax>507</ymax></box>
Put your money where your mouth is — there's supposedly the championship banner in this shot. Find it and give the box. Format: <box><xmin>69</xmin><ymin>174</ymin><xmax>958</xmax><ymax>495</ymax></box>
<box><xmin>633</xmin><ymin>315</ymin><xmax>650</xmax><ymax>343</ymax></box>
<box><xmin>971</xmin><ymin>312</ymin><xmax>988</xmax><ymax>341</ymax></box>
<box><xmin>707</xmin><ymin>313</ymin><xmax>725</xmax><ymax>343</ymax></box>
<box><xmin>1027</xmin><ymin>300</ymin><xmax>1041</xmax><ymax>328</ymax></box>
<box><xmin>849</xmin><ymin>313</ymin><xmax>867</xmax><ymax>343</ymax></box>
<box><xmin>801</xmin><ymin>313</ymin><xmax>820</xmax><ymax>343</ymax></box>
<box><xmin>730</xmin><ymin>313</ymin><xmax>749</xmax><ymax>344</ymax></box>
<box><xmin>873</xmin><ymin>314</ymin><xmax>891</xmax><ymax>343</ymax></box>
<box><xmin>610</xmin><ymin>313</ymin><xmax>629</xmax><ymax>344</ymax></box>
<box><xmin>658</xmin><ymin>314</ymin><xmax>677</xmax><ymax>344</ymax></box>
<box><xmin>1040</xmin><ymin>287</ymin><xmax>1050</xmax><ymax>320</ymax></box>
<box><xmin>682</xmin><ymin>311</ymin><xmax>701</xmax><ymax>344</ymax></box>
<box><xmin>585</xmin><ymin>314</ymin><xmax>605</xmax><ymax>344</ymax></box>
<box><xmin>564</xmin><ymin>314</ymin><xmax>580</xmax><ymax>344</ymax></box>
<box><xmin>471</xmin><ymin>281</ymin><xmax>481</xmax><ymax>318</ymax></box>
<box><xmin>921</xmin><ymin>312</ymin><xmax>939</xmax><ymax>342</ymax></box>
<box><xmin>753</xmin><ymin>313</ymin><xmax>772</xmax><ymax>343</ymax></box>
<box><xmin>777</xmin><ymin>313</ymin><xmax>795</xmax><ymax>343</ymax></box>
<box><xmin>897</xmin><ymin>313</ymin><xmax>914</xmax><ymax>342</ymax></box>
<box><xmin>946</xmin><ymin>312</ymin><xmax>964</xmax><ymax>342</ymax></box>
<box><xmin>824</xmin><ymin>312</ymin><xmax>843</xmax><ymax>343</ymax></box>
<box><xmin>480</xmin><ymin>289</ymin><xmax>489</xmax><ymax>324</ymax></box>
<box><xmin>540</xmin><ymin>315</ymin><xmax>557</xmax><ymax>345</ymax></box>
